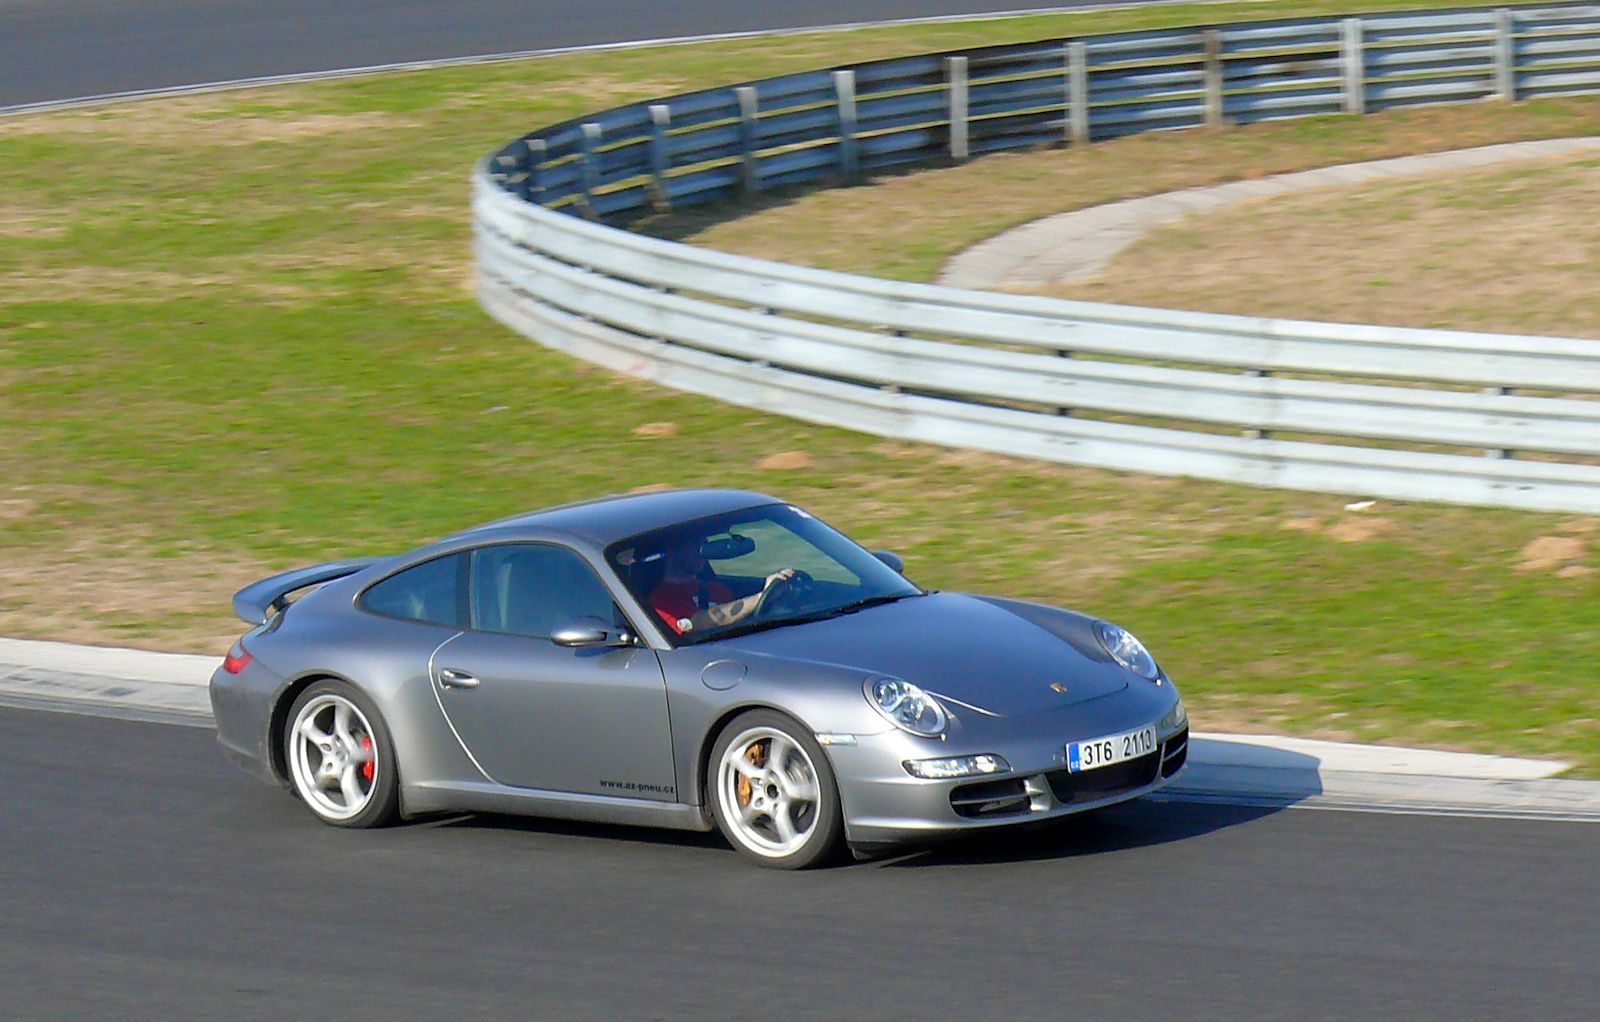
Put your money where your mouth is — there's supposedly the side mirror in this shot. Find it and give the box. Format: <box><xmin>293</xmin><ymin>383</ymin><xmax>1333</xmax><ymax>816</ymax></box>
<box><xmin>551</xmin><ymin>616</ymin><xmax>633</xmax><ymax>648</ymax></box>
<box><xmin>872</xmin><ymin>550</ymin><xmax>905</xmax><ymax>574</ymax></box>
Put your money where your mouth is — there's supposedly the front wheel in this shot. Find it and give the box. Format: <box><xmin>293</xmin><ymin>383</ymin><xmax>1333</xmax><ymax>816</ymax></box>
<box><xmin>284</xmin><ymin>680</ymin><xmax>400</xmax><ymax>828</ymax></box>
<box><xmin>709</xmin><ymin>710</ymin><xmax>843</xmax><ymax>869</ymax></box>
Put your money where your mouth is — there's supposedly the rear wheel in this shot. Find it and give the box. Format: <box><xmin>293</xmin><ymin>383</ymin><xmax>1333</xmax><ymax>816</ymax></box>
<box><xmin>284</xmin><ymin>680</ymin><xmax>399</xmax><ymax>828</ymax></box>
<box><xmin>709</xmin><ymin>710</ymin><xmax>843</xmax><ymax>869</ymax></box>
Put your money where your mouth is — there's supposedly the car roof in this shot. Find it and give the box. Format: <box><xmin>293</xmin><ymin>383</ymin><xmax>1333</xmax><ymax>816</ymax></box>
<box><xmin>450</xmin><ymin>488</ymin><xmax>783</xmax><ymax>548</ymax></box>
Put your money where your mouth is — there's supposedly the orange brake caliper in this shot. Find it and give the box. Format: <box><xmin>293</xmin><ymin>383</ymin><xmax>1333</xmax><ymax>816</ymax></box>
<box><xmin>736</xmin><ymin>740</ymin><xmax>767</xmax><ymax>807</ymax></box>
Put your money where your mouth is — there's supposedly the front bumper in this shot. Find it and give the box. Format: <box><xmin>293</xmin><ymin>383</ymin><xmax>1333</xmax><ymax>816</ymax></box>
<box><xmin>830</xmin><ymin>721</ymin><xmax>1189</xmax><ymax>847</ymax></box>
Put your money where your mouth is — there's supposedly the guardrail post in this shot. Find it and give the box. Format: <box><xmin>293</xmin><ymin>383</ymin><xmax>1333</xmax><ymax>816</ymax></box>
<box><xmin>578</xmin><ymin>122</ymin><xmax>602</xmax><ymax>220</ymax></box>
<box><xmin>1054</xmin><ymin>349</ymin><xmax>1074</xmax><ymax>417</ymax></box>
<box><xmin>1203</xmin><ymin>29</ymin><xmax>1224</xmax><ymax>127</ymax></box>
<box><xmin>1341</xmin><ymin>18</ymin><xmax>1365</xmax><ymax>115</ymax></box>
<box><xmin>1243</xmin><ymin>368</ymin><xmax>1271</xmax><ymax>438</ymax></box>
<box><xmin>520</xmin><ymin>138</ymin><xmax>546</xmax><ymax>205</ymax></box>
<box><xmin>1484</xmin><ymin>386</ymin><xmax>1515</xmax><ymax>457</ymax></box>
<box><xmin>735</xmin><ymin>86</ymin><xmax>761</xmax><ymax>193</ymax></box>
<box><xmin>648</xmin><ymin>104</ymin><xmax>671</xmax><ymax>211</ymax></box>
<box><xmin>1494</xmin><ymin>8</ymin><xmax>1517</xmax><ymax>101</ymax></box>
<box><xmin>1066</xmin><ymin>41</ymin><xmax>1090</xmax><ymax>144</ymax></box>
<box><xmin>946</xmin><ymin>56</ymin><xmax>969</xmax><ymax>160</ymax></box>
<box><xmin>833</xmin><ymin>70</ymin><xmax>860</xmax><ymax>183</ymax></box>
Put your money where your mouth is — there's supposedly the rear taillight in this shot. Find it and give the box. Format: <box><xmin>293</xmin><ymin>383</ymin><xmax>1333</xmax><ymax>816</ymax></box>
<box><xmin>223</xmin><ymin>643</ymin><xmax>252</xmax><ymax>675</ymax></box>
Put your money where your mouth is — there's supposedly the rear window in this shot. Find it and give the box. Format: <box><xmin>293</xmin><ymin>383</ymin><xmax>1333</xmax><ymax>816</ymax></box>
<box><xmin>360</xmin><ymin>553</ymin><xmax>465</xmax><ymax>627</ymax></box>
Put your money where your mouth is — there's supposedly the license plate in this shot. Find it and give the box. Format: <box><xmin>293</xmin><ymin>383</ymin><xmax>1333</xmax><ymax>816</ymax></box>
<box><xmin>1068</xmin><ymin>724</ymin><xmax>1158</xmax><ymax>773</ymax></box>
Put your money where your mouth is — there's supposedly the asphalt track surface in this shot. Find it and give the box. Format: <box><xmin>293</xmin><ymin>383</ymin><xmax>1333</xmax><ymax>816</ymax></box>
<box><xmin>0</xmin><ymin>0</ymin><xmax>1164</xmax><ymax>109</ymax></box>
<box><xmin>4</xmin><ymin>706</ymin><xmax>1597</xmax><ymax>1022</ymax></box>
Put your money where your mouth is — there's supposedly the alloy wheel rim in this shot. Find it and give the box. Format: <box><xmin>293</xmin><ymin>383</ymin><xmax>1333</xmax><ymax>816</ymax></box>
<box><xmin>718</xmin><ymin>726</ymin><xmax>820</xmax><ymax>857</ymax></box>
<box><xmin>289</xmin><ymin>694</ymin><xmax>377</xmax><ymax>821</ymax></box>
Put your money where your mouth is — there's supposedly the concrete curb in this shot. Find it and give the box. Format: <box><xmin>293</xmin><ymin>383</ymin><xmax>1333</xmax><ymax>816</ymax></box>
<box><xmin>2</xmin><ymin>636</ymin><xmax>1594</xmax><ymax>821</ymax></box>
<box><xmin>937</xmin><ymin>137</ymin><xmax>1600</xmax><ymax>290</ymax></box>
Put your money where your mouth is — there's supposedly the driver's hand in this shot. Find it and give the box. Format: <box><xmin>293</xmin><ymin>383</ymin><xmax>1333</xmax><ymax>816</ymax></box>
<box><xmin>763</xmin><ymin>567</ymin><xmax>797</xmax><ymax>591</ymax></box>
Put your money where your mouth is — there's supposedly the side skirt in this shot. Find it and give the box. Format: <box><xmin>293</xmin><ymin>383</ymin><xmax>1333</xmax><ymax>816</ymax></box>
<box><xmin>403</xmin><ymin>780</ymin><xmax>715</xmax><ymax>832</ymax></box>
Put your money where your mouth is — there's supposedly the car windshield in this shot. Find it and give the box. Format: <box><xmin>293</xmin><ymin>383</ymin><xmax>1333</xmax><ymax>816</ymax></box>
<box><xmin>606</xmin><ymin>503</ymin><xmax>922</xmax><ymax>646</ymax></box>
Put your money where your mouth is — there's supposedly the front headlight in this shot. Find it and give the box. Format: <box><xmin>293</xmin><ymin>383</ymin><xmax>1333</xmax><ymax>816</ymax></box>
<box><xmin>1094</xmin><ymin>621</ymin><xmax>1160</xmax><ymax>681</ymax></box>
<box><xmin>865</xmin><ymin>677</ymin><xmax>948</xmax><ymax>736</ymax></box>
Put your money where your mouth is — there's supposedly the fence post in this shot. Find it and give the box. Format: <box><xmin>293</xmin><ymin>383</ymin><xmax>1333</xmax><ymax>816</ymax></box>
<box><xmin>735</xmin><ymin>86</ymin><xmax>761</xmax><ymax>194</ymax></box>
<box><xmin>833</xmin><ymin>70</ymin><xmax>860</xmax><ymax>182</ymax></box>
<box><xmin>1341</xmin><ymin>18</ymin><xmax>1365</xmax><ymax>115</ymax></box>
<box><xmin>520</xmin><ymin>138</ymin><xmax>546</xmax><ymax>204</ymax></box>
<box><xmin>1494</xmin><ymin>8</ymin><xmax>1517</xmax><ymax>101</ymax></box>
<box><xmin>1067</xmin><ymin>41</ymin><xmax>1090</xmax><ymax>144</ymax></box>
<box><xmin>647</xmin><ymin>105</ymin><xmax>671</xmax><ymax>211</ymax></box>
<box><xmin>578</xmin><ymin>122</ymin><xmax>602</xmax><ymax>219</ymax></box>
<box><xmin>946</xmin><ymin>56</ymin><xmax>970</xmax><ymax>160</ymax></box>
<box><xmin>1484</xmin><ymin>386</ymin><xmax>1515</xmax><ymax>458</ymax></box>
<box><xmin>1054</xmin><ymin>349</ymin><xmax>1074</xmax><ymax>417</ymax></box>
<box><xmin>1203</xmin><ymin>29</ymin><xmax>1224</xmax><ymax>126</ymax></box>
<box><xmin>1243</xmin><ymin>368</ymin><xmax>1273</xmax><ymax>439</ymax></box>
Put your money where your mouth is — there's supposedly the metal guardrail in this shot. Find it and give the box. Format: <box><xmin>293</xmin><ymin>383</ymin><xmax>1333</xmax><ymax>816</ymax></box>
<box><xmin>475</xmin><ymin>3</ymin><xmax>1600</xmax><ymax>513</ymax></box>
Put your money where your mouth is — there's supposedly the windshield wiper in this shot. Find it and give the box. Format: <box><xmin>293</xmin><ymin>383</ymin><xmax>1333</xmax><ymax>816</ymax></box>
<box><xmin>703</xmin><ymin>615</ymin><xmax>818</xmax><ymax>642</ymax></box>
<box><xmin>825</xmin><ymin>591</ymin><xmax>924</xmax><ymax>617</ymax></box>
<box><xmin>699</xmin><ymin>591</ymin><xmax>924</xmax><ymax>643</ymax></box>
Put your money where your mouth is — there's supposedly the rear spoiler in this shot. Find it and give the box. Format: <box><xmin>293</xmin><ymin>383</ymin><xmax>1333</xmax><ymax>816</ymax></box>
<box><xmin>231</xmin><ymin>558</ymin><xmax>380</xmax><ymax>625</ymax></box>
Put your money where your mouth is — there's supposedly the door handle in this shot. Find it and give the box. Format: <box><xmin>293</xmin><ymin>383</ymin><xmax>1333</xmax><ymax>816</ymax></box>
<box><xmin>438</xmin><ymin>668</ymin><xmax>480</xmax><ymax>689</ymax></box>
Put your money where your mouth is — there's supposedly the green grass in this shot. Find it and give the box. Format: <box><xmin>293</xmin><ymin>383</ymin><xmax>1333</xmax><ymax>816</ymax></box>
<box><xmin>1</xmin><ymin>0</ymin><xmax>1596</xmax><ymax>773</ymax></box>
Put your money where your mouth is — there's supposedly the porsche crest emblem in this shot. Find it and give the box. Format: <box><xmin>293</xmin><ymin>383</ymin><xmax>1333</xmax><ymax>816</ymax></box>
<box><xmin>1050</xmin><ymin>682</ymin><xmax>1070</xmax><ymax>694</ymax></box>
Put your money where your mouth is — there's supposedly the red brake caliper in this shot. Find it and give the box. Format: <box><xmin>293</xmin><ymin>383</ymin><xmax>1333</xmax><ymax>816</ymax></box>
<box><xmin>361</xmin><ymin>735</ymin><xmax>374</xmax><ymax>782</ymax></box>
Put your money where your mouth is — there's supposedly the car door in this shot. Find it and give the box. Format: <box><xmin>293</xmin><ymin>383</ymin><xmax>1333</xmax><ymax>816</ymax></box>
<box><xmin>429</xmin><ymin>542</ymin><xmax>678</xmax><ymax>801</ymax></box>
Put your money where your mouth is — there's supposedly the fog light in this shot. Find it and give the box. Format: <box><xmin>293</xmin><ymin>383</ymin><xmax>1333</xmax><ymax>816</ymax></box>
<box><xmin>1160</xmin><ymin>699</ymin><xmax>1187</xmax><ymax>733</ymax></box>
<box><xmin>903</xmin><ymin>753</ymin><xmax>1011</xmax><ymax>779</ymax></box>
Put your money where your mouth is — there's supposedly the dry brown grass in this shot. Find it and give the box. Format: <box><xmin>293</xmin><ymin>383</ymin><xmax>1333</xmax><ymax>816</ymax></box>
<box><xmin>676</xmin><ymin>98</ymin><xmax>1600</xmax><ymax>340</ymax></box>
<box><xmin>0</xmin><ymin>205</ymin><xmax>67</xmax><ymax>240</ymax></box>
<box><xmin>1052</xmin><ymin>154</ymin><xmax>1600</xmax><ymax>337</ymax></box>
<box><xmin>0</xmin><ymin>541</ymin><xmax>269</xmax><ymax>654</ymax></box>
<box><xmin>1</xmin><ymin>266</ymin><xmax>316</xmax><ymax>304</ymax></box>
<box><xmin>1516</xmin><ymin>535</ymin><xmax>1589</xmax><ymax>573</ymax></box>
<box><xmin>0</xmin><ymin>103</ymin><xmax>414</xmax><ymax>146</ymax></box>
<box><xmin>0</xmin><ymin>240</ymin><xmax>471</xmax><ymax>304</ymax></box>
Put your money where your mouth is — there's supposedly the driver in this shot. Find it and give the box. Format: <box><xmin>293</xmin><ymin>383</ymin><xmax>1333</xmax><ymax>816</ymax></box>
<box><xmin>647</xmin><ymin>534</ymin><xmax>796</xmax><ymax>636</ymax></box>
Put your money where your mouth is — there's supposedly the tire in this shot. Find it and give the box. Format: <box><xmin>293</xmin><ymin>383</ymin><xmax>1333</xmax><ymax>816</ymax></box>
<box><xmin>708</xmin><ymin>710</ymin><xmax>843</xmax><ymax>869</ymax></box>
<box><xmin>283</xmin><ymin>680</ymin><xmax>400</xmax><ymax>829</ymax></box>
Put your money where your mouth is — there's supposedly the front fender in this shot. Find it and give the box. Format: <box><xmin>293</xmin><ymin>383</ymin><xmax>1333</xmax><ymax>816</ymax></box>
<box><xmin>660</xmin><ymin>650</ymin><xmax>891</xmax><ymax>807</ymax></box>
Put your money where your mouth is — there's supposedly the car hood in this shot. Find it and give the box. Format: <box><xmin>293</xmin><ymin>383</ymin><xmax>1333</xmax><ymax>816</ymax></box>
<box><xmin>711</xmin><ymin>592</ymin><xmax>1129</xmax><ymax>717</ymax></box>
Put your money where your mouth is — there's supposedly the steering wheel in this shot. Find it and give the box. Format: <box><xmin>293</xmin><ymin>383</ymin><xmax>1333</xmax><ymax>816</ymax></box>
<box><xmin>753</xmin><ymin>569</ymin><xmax>815</xmax><ymax>619</ymax></box>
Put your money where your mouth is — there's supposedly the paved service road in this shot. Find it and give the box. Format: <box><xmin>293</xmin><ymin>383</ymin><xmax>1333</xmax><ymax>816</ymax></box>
<box><xmin>1</xmin><ymin>0</ymin><xmax>1155</xmax><ymax>108</ymax></box>
<box><xmin>3</xmin><ymin>707</ymin><xmax>1596</xmax><ymax>1021</ymax></box>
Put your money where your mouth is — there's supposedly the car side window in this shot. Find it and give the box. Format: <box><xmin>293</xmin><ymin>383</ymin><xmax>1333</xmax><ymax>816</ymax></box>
<box><xmin>360</xmin><ymin>553</ymin><xmax>465</xmax><ymax>627</ymax></box>
<box><xmin>469</xmin><ymin>543</ymin><xmax>620</xmax><ymax>639</ymax></box>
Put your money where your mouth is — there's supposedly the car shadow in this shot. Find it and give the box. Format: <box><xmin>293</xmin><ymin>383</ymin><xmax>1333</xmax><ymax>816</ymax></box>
<box><xmin>437</xmin><ymin>810</ymin><xmax>728</xmax><ymax>853</ymax></box>
<box><xmin>876</xmin><ymin>799</ymin><xmax>1278</xmax><ymax>868</ymax></box>
<box><xmin>880</xmin><ymin>737</ymin><xmax>1328</xmax><ymax>869</ymax></box>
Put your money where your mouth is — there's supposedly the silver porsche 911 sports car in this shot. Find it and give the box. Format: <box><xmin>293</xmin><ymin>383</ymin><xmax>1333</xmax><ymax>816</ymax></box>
<box><xmin>212</xmin><ymin>489</ymin><xmax>1188</xmax><ymax>868</ymax></box>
